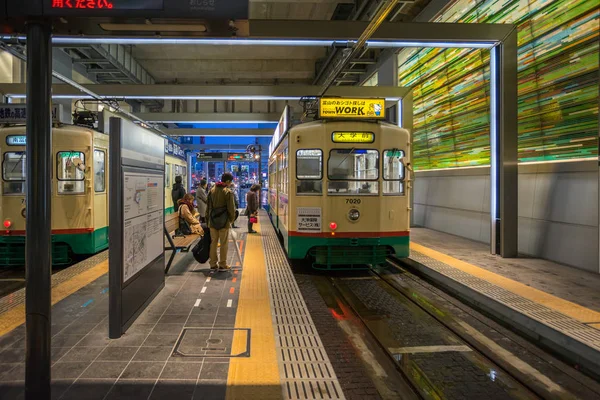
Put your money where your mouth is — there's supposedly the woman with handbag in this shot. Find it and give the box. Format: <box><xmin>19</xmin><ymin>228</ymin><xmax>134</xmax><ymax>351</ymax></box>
<box><xmin>246</xmin><ymin>184</ymin><xmax>260</xmax><ymax>234</ymax></box>
<box><xmin>177</xmin><ymin>194</ymin><xmax>204</xmax><ymax>235</ymax></box>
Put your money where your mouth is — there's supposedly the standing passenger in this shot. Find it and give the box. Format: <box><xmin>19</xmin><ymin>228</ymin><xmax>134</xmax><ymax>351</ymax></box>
<box><xmin>195</xmin><ymin>179</ymin><xmax>208</xmax><ymax>223</ymax></box>
<box><xmin>206</xmin><ymin>172</ymin><xmax>236</xmax><ymax>270</ymax></box>
<box><xmin>246</xmin><ymin>184</ymin><xmax>260</xmax><ymax>234</ymax></box>
<box><xmin>171</xmin><ymin>176</ymin><xmax>186</xmax><ymax>209</ymax></box>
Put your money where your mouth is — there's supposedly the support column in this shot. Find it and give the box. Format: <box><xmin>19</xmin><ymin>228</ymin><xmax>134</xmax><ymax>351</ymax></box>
<box><xmin>25</xmin><ymin>20</ymin><xmax>53</xmax><ymax>400</ymax></box>
<box><xmin>490</xmin><ymin>30</ymin><xmax>518</xmax><ymax>257</ymax></box>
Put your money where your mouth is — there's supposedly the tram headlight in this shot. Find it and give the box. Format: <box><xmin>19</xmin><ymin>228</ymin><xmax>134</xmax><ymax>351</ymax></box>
<box><xmin>21</xmin><ymin>208</ymin><xmax>26</xmax><ymax>218</ymax></box>
<box><xmin>348</xmin><ymin>208</ymin><xmax>360</xmax><ymax>222</ymax></box>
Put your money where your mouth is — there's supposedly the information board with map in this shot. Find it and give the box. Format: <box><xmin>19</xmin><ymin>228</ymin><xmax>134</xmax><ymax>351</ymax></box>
<box><xmin>122</xmin><ymin>172</ymin><xmax>164</xmax><ymax>283</ymax></box>
<box><xmin>109</xmin><ymin>115</ymin><xmax>166</xmax><ymax>338</ymax></box>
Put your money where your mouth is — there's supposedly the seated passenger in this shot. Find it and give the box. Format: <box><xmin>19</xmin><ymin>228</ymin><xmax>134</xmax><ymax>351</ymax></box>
<box><xmin>177</xmin><ymin>194</ymin><xmax>204</xmax><ymax>235</ymax></box>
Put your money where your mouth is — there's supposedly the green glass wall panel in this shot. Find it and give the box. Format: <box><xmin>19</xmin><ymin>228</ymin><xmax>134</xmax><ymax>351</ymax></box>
<box><xmin>399</xmin><ymin>0</ymin><xmax>600</xmax><ymax>170</ymax></box>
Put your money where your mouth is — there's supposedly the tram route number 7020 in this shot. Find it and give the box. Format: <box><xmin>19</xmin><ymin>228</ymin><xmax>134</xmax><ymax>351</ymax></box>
<box><xmin>345</xmin><ymin>198</ymin><xmax>361</xmax><ymax>204</ymax></box>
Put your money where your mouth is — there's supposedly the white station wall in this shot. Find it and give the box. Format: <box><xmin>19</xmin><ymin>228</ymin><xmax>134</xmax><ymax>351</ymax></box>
<box><xmin>413</xmin><ymin>160</ymin><xmax>599</xmax><ymax>273</ymax></box>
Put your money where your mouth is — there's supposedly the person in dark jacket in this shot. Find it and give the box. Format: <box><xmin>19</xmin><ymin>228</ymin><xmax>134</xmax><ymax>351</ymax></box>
<box><xmin>246</xmin><ymin>184</ymin><xmax>260</xmax><ymax>233</ymax></box>
<box><xmin>171</xmin><ymin>176</ymin><xmax>186</xmax><ymax>209</ymax></box>
<box><xmin>206</xmin><ymin>172</ymin><xmax>236</xmax><ymax>270</ymax></box>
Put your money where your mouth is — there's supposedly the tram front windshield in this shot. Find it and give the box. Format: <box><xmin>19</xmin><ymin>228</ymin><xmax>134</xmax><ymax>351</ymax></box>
<box><xmin>327</xmin><ymin>149</ymin><xmax>379</xmax><ymax>195</ymax></box>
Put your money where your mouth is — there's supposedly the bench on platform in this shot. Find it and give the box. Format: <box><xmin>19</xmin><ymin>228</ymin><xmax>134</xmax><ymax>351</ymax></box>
<box><xmin>164</xmin><ymin>212</ymin><xmax>202</xmax><ymax>273</ymax></box>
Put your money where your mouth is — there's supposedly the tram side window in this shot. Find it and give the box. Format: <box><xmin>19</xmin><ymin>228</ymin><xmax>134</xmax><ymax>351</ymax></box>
<box><xmin>327</xmin><ymin>149</ymin><xmax>379</xmax><ymax>195</ymax></box>
<box><xmin>57</xmin><ymin>151</ymin><xmax>86</xmax><ymax>194</ymax></box>
<box><xmin>383</xmin><ymin>149</ymin><xmax>405</xmax><ymax>195</ymax></box>
<box><xmin>2</xmin><ymin>152</ymin><xmax>26</xmax><ymax>195</ymax></box>
<box><xmin>296</xmin><ymin>149</ymin><xmax>323</xmax><ymax>195</ymax></box>
<box><xmin>94</xmin><ymin>150</ymin><xmax>106</xmax><ymax>192</ymax></box>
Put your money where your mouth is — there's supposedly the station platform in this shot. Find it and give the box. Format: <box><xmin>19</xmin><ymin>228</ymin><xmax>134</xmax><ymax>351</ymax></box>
<box><xmin>0</xmin><ymin>214</ymin><xmax>348</xmax><ymax>400</ymax></box>
<box><xmin>1</xmin><ymin>215</ymin><xmax>599</xmax><ymax>399</ymax></box>
<box><xmin>407</xmin><ymin>228</ymin><xmax>600</xmax><ymax>377</ymax></box>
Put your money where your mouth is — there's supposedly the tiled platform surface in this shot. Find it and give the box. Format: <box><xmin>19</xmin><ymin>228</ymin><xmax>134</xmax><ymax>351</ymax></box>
<box><xmin>0</xmin><ymin>229</ymin><xmax>244</xmax><ymax>400</ymax></box>
<box><xmin>412</xmin><ymin>228</ymin><xmax>600</xmax><ymax>312</ymax></box>
<box><xmin>408</xmin><ymin>228</ymin><xmax>600</xmax><ymax>375</ymax></box>
<box><xmin>0</xmin><ymin>214</ymin><xmax>346</xmax><ymax>400</ymax></box>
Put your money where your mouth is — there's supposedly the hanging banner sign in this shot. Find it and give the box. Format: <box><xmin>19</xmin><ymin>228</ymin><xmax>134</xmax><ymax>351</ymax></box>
<box><xmin>227</xmin><ymin>153</ymin><xmax>254</xmax><ymax>161</ymax></box>
<box><xmin>332</xmin><ymin>132</ymin><xmax>375</xmax><ymax>143</ymax></box>
<box><xmin>319</xmin><ymin>98</ymin><xmax>385</xmax><ymax>119</ymax></box>
<box><xmin>197</xmin><ymin>152</ymin><xmax>226</xmax><ymax>161</ymax></box>
<box><xmin>49</xmin><ymin>0</ymin><xmax>164</xmax><ymax>10</ymax></box>
<box><xmin>0</xmin><ymin>104</ymin><xmax>65</xmax><ymax>124</ymax></box>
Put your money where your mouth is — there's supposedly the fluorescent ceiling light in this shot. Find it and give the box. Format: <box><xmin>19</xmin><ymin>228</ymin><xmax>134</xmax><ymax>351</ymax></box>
<box><xmin>2</xmin><ymin>35</ymin><xmax>497</xmax><ymax>48</ymax></box>
<box><xmin>155</xmin><ymin>121</ymin><xmax>278</xmax><ymax>124</ymax></box>
<box><xmin>45</xmin><ymin>36</ymin><xmax>498</xmax><ymax>48</ymax></box>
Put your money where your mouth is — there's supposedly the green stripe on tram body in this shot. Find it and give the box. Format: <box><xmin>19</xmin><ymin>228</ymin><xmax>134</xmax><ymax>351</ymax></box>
<box><xmin>0</xmin><ymin>226</ymin><xmax>110</xmax><ymax>266</ymax></box>
<box><xmin>287</xmin><ymin>235</ymin><xmax>410</xmax><ymax>270</ymax></box>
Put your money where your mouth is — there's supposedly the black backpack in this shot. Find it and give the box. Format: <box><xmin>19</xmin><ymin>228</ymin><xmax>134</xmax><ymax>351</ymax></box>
<box><xmin>192</xmin><ymin>223</ymin><xmax>211</xmax><ymax>263</ymax></box>
<box><xmin>208</xmin><ymin>192</ymin><xmax>229</xmax><ymax>230</ymax></box>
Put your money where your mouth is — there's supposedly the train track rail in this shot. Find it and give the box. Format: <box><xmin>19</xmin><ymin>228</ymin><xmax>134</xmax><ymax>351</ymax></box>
<box><xmin>317</xmin><ymin>257</ymin><xmax>600</xmax><ymax>400</ymax></box>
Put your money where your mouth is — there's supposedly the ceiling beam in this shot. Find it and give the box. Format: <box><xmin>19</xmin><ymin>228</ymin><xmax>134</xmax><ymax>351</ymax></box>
<box><xmin>164</xmin><ymin>128</ymin><xmax>274</xmax><ymax>137</ymax></box>
<box><xmin>135</xmin><ymin>113</ymin><xmax>282</xmax><ymax>123</ymax></box>
<box><xmin>0</xmin><ymin>84</ymin><xmax>409</xmax><ymax>101</ymax></box>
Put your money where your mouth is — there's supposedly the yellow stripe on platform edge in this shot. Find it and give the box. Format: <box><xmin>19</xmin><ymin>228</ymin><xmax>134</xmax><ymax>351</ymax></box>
<box><xmin>411</xmin><ymin>242</ymin><xmax>600</xmax><ymax>326</ymax></box>
<box><xmin>0</xmin><ymin>260</ymin><xmax>109</xmax><ymax>337</ymax></box>
<box><xmin>227</xmin><ymin>221</ymin><xmax>282</xmax><ymax>400</ymax></box>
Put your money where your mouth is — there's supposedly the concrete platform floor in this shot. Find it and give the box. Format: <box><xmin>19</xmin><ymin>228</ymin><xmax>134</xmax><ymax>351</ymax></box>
<box><xmin>411</xmin><ymin>227</ymin><xmax>600</xmax><ymax>313</ymax></box>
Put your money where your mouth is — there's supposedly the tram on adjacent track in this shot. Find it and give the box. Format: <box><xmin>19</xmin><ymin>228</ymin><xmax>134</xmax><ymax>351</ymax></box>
<box><xmin>0</xmin><ymin>124</ymin><xmax>187</xmax><ymax>266</ymax></box>
<box><xmin>268</xmin><ymin>99</ymin><xmax>411</xmax><ymax>269</ymax></box>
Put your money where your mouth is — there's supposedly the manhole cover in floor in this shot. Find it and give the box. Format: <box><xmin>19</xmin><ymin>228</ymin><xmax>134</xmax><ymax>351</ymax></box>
<box><xmin>173</xmin><ymin>328</ymin><xmax>251</xmax><ymax>358</ymax></box>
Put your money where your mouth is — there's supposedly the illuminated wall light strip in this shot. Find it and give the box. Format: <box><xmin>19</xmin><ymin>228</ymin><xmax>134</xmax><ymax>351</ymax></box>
<box><xmin>489</xmin><ymin>46</ymin><xmax>499</xmax><ymax>255</ymax></box>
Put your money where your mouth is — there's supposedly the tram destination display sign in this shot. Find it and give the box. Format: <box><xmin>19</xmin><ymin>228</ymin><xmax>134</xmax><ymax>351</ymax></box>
<box><xmin>319</xmin><ymin>98</ymin><xmax>385</xmax><ymax>119</ymax></box>
<box><xmin>332</xmin><ymin>132</ymin><xmax>375</xmax><ymax>144</ymax></box>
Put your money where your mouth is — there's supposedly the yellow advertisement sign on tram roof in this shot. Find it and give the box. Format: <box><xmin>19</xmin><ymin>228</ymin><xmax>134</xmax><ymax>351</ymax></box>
<box><xmin>319</xmin><ymin>98</ymin><xmax>385</xmax><ymax>119</ymax></box>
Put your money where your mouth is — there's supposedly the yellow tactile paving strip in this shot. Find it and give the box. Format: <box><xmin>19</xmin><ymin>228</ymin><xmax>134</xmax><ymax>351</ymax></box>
<box><xmin>0</xmin><ymin>260</ymin><xmax>108</xmax><ymax>337</ymax></box>
<box><xmin>227</xmin><ymin>221</ymin><xmax>283</xmax><ymax>400</ymax></box>
<box><xmin>411</xmin><ymin>242</ymin><xmax>600</xmax><ymax>326</ymax></box>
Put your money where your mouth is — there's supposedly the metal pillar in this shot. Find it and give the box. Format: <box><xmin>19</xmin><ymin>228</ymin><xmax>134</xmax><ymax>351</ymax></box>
<box><xmin>490</xmin><ymin>31</ymin><xmax>518</xmax><ymax>257</ymax></box>
<box><xmin>25</xmin><ymin>20</ymin><xmax>53</xmax><ymax>400</ymax></box>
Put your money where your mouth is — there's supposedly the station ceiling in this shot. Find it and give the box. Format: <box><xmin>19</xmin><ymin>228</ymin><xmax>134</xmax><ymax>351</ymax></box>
<box><xmin>56</xmin><ymin>0</ymin><xmax>432</xmax><ymax>87</ymax></box>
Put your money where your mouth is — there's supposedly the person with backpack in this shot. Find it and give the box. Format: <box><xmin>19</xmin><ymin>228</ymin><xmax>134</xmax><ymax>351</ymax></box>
<box><xmin>206</xmin><ymin>172</ymin><xmax>236</xmax><ymax>270</ymax></box>
<box><xmin>171</xmin><ymin>176</ymin><xmax>186</xmax><ymax>209</ymax></box>
<box><xmin>246</xmin><ymin>184</ymin><xmax>260</xmax><ymax>234</ymax></box>
<box><xmin>177</xmin><ymin>194</ymin><xmax>203</xmax><ymax>235</ymax></box>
